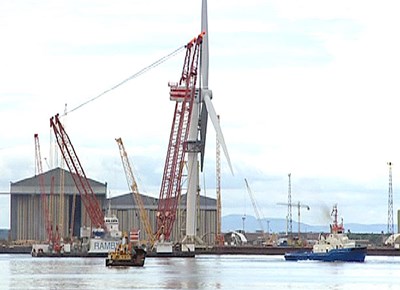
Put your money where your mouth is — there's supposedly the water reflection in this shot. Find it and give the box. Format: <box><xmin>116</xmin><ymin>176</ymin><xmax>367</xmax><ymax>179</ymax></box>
<box><xmin>1</xmin><ymin>255</ymin><xmax>400</xmax><ymax>289</ymax></box>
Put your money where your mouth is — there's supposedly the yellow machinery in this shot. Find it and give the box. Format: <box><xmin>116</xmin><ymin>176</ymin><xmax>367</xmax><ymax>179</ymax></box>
<box><xmin>106</xmin><ymin>231</ymin><xmax>146</xmax><ymax>267</ymax></box>
<box><xmin>115</xmin><ymin>138</ymin><xmax>156</xmax><ymax>247</ymax></box>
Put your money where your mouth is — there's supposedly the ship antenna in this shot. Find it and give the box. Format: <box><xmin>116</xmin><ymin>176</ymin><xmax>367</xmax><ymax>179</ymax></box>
<box><xmin>107</xmin><ymin>193</ymin><xmax>112</xmax><ymax>217</ymax></box>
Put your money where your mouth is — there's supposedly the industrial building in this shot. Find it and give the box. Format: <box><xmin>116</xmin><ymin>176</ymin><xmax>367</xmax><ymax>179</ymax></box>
<box><xmin>9</xmin><ymin>167</ymin><xmax>217</xmax><ymax>245</ymax></box>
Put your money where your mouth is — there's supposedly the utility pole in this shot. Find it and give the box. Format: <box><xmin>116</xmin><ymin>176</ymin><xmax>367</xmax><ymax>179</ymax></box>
<box><xmin>387</xmin><ymin>162</ymin><xmax>394</xmax><ymax>235</ymax></box>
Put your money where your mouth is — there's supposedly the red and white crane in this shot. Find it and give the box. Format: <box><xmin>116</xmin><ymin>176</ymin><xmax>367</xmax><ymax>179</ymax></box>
<box><xmin>50</xmin><ymin>114</ymin><xmax>104</xmax><ymax>229</ymax></box>
<box><xmin>156</xmin><ymin>0</ymin><xmax>234</xmax><ymax>252</ymax></box>
<box><xmin>156</xmin><ymin>33</ymin><xmax>204</xmax><ymax>243</ymax></box>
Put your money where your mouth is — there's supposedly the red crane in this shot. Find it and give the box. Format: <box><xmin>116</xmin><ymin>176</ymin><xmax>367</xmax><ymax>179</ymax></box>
<box><xmin>156</xmin><ymin>33</ymin><xmax>204</xmax><ymax>241</ymax></box>
<box><xmin>50</xmin><ymin>114</ymin><xmax>105</xmax><ymax>228</ymax></box>
<box><xmin>34</xmin><ymin>133</ymin><xmax>52</xmax><ymax>242</ymax></box>
<box><xmin>49</xmin><ymin>175</ymin><xmax>62</xmax><ymax>248</ymax></box>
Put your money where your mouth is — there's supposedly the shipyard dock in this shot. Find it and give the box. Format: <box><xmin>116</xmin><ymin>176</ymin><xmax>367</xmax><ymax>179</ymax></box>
<box><xmin>2</xmin><ymin>245</ymin><xmax>400</xmax><ymax>257</ymax></box>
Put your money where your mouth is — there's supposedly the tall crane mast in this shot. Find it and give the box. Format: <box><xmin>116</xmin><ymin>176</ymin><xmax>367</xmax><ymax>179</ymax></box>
<box><xmin>50</xmin><ymin>113</ymin><xmax>104</xmax><ymax>228</ymax></box>
<box><xmin>215</xmin><ymin>115</ymin><xmax>223</xmax><ymax>245</ymax></box>
<box><xmin>387</xmin><ymin>162</ymin><xmax>394</xmax><ymax>235</ymax></box>
<box><xmin>34</xmin><ymin>133</ymin><xmax>52</xmax><ymax>242</ymax></box>
<box><xmin>156</xmin><ymin>33</ymin><xmax>204</xmax><ymax>242</ymax></box>
<box><xmin>115</xmin><ymin>137</ymin><xmax>156</xmax><ymax>246</ymax></box>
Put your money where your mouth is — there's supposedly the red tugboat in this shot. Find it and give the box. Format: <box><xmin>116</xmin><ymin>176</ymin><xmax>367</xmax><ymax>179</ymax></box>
<box><xmin>106</xmin><ymin>230</ymin><xmax>146</xmax><ymax>267</ymax></box>
<box><xmin>285</xmin><ymin>204</ymin><xmax>367</xmax><ymax>262</ymax></box>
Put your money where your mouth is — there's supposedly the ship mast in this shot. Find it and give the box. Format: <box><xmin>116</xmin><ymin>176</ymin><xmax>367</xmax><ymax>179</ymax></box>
<box><xmin>330</xmin><ymin>204</ymin><xmax>344</xmax><ymax>234</ymax></box>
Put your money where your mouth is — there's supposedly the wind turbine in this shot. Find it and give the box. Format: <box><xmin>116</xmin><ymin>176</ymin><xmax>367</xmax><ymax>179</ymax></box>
<box><xmin>182</xmin><ymin>0</ymin><xmax>234</xmax><ymax>250</ymax></box>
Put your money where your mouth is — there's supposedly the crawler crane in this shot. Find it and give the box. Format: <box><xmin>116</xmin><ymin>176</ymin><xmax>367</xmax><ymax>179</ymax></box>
<box><xmin>115</xmin><ymin>137</ymin><xmax>156</xmax><ymax>247</ymax></box>
<box><xmin>155</xmin><ymin>33</ymin><xmax>204</xmax><ymax>252</ymax></box>
<box><xmin>50</xmin><ymin>114</ymin><xmax>105</xmax><ymax>229</ymax></box>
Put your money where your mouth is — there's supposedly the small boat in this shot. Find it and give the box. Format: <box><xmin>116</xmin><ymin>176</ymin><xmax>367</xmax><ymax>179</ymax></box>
<box><xmin>105</xmin><ymin>231</ymin><xmax>146</xmax><ymax>267</ymax></box>
<box><xmin>284</xmin><ymin>204</ymin><xmax>367</xmax><ymax>262</ymax></box>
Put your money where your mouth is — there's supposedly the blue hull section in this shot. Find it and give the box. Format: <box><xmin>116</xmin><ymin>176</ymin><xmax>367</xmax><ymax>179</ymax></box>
<box><xmin>285</xmin><ymin>247</ymin><xmax>367</xmax><ymax>262</ymax></box>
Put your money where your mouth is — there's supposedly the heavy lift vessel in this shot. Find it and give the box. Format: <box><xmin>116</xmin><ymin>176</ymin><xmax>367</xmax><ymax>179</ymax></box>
<box><xmin>32</xmin><ymin>31</ymin><xmax>205</xmax><ymax>259</ymax></box>
<box><xmin>32</xmin><ymin>114</ymin><xmax>146</xmax><ymax>263</ymax></box>
<box><xmin>154</xmin><ymin>32</ymin><xmax>204</xmax><ymax>255</ymax></box>
<box><xmin>31</xmin><ymin>0</ymin><xmax>217</xmax><ymax>258</ymax></box>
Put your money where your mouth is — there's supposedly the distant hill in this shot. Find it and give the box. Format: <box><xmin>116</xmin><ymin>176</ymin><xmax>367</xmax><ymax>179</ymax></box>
<box><xmin>222</xmin><ymin>214</ymin><xmax>391</xmax><ymax>234</ymax></box>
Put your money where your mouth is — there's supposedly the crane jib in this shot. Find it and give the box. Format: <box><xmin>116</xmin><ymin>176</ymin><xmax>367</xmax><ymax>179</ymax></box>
<box><xmin>50</xmin><ymin>114</ymin><xmax>105</xmax><ymax>229</ymax></box>
<box><xmin>156</xmin><ymin>33</ymin><xmax>204</xmax><ymax>241</ymax></box>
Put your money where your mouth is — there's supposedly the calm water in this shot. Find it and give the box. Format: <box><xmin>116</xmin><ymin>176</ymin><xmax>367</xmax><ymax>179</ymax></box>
<box><xmin>1</xmin><ymin>254</ymin><xmax>400</xmax><ymax>289</ymax></box>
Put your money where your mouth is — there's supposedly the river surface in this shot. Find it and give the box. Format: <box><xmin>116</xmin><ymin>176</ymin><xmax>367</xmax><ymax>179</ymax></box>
<box><xmin>1</xmin><ymin>254</ymin><xmax>400</xmax><ymax>289</ymax></box>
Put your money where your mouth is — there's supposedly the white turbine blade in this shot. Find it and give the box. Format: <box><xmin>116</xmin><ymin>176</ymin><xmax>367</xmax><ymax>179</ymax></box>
<box><xmin>203</xmin><ymin>93</ymin><xmax>234</xmax><ymax>175</ymax></box>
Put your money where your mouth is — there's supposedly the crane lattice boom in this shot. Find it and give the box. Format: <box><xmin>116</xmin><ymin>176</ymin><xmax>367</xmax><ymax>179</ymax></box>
<box><xmin>215</xmin><ymin>116</ymin><xmax>223</xmax><ymax>245</ymax></box>
<box><xmin>115</xmin><ymin>137</ymin><xmax>156</xmax><ymax>246</ymax></box>
<box><xmin>156</xmin><ymin>33</ymin><xmax>204</xmax><ymax>241</ymax></box>
<box><xmin>50</xmin><ymin>114</ymin><xmax>104</xmax><ymax>228</ymax></box>
<box><xmin>244</xmin><ymin>178</ymin><xmax>266</xmax><ymax>235</ymax></box>
<box><xmin>34</xmin><ymin>133</ymin><xmax>52</xmax><ymax>242</ymax></box>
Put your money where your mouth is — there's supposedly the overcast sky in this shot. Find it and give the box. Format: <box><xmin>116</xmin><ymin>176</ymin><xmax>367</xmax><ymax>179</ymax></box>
<box><xmin>1</xmin><ymin>0</ymin><xmax>400</xmax><ymax>230</ymax></box>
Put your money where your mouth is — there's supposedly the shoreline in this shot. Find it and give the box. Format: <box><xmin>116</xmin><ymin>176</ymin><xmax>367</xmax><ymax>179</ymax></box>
<box><xmin>2</xmin><ymin>245</ymin><xmax>400</xmax><ymax>257</ymax></box>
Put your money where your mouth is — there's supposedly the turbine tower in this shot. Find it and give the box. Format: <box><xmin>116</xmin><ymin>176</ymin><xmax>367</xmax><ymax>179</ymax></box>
<box><xmin>387</xmin><ymin>162</ymin><xmax>394</xmax><ymax>235</ymax></box>
<box><xmin>182</xmin><ymin>0</ymin><xmax>233</xmax><ymax>250</ymax></box>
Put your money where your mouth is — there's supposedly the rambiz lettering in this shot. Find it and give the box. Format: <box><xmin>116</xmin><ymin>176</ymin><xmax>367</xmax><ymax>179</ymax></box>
<box><xmin>93</xmin><ymin>241</ymin><xmax>118</xmax><ymax>251</ymax></box>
